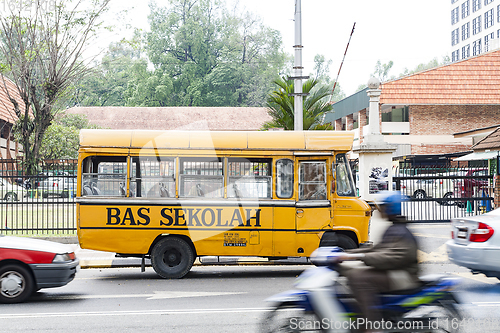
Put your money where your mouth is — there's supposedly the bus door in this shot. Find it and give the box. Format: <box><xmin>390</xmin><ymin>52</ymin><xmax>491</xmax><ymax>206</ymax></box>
<box><xmin>295</xmin><ymin>158</ymin><xmax>331</xmax><ymax>245</ymax></box>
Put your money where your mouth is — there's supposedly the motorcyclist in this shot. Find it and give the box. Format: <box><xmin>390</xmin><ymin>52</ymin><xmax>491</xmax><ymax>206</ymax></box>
<box><xmin>337</xmin><ymin>191</ymin><xmax>419</xmax><ymax>333</ymax></box>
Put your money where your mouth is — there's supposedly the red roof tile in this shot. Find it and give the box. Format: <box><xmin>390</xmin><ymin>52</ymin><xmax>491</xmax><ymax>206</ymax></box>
<box><xmin>381</xmin><ymin>50</ymin><xmax>500</xmax><ymax>105</ymax></box>
<box><xmin>0</xmin><ymin>75</ymin><xmax>24</xmax><ymax>124</ymax></box>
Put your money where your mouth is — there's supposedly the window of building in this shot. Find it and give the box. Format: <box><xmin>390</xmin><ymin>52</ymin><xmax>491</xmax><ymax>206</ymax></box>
<box><xmin>473</xmin><ymin>38</ymin><xmax>482</xmax><ymax>55</ymax></box>
<box><xmin>485</xmin><ymin>32</ymin><xmax>495</xmax><ymax>51</ymax></box>
<box><xmin>227</xmin><ymin>158</ymin><xmax>272</xmax><ymax>198</ymax></box>
<box><xmin>462</xmin><ymin>44</ymin><xmax>471</xmax><ymax>58</ymax></box>
<box><xmin>179</xmin><ymin>158</ymin><xmax>223</xmax><ymax>198</ymax></box>
<box><xmin>299</xmin><ymin>161</ymin><xmax>327</xmax><ymax>200</ymax></box>
<box><xmin>473</xmin><ymin>0</ymin><xmax>482</xmax><ymax>11</ymax></box>
<box><xmin>452</xmin><ymin>7</ymin><xmax>460</xmax><ymax>24</ymax></box>
<box><xmin>498</xmin><ymin>4</ymin><xmax>500</xmax><ymax>22</ymax></box>
<box><xmin>498</xmin><ymin>28</ymin><xmax>500</xmax><ymax>37</ymax></box>
<box><xmin>452</xmin><ymin>49</ymin><xmax>460</xmax><ymax>61</ymax></box>
<box><xmin>452</xmin><ymin>0</ymin><xmax>458</xmax><ymax>3</ymax></box>
<box><xmin>452</xmin><ymin>28</ymin><xmax>460</xmax><ymax>46</ymax></box>
<box><xmin>473</xmin><ymin>15</ymin><xmax>482</xmax><ymax>34</ymax></box>
<box><xmin>463</xmin><ymin>0</ymin><xmax>471</xmax><ymax>18</ymax></box>
<box><xmin>485</xmin><ymin>0</ymin><xmax>494</xmax><ymax>5</ymax></box>
<box><xmin>485</xmin><ymin>8</ymin><xmax>494</xmax><ymax>28</ymax></box>
<box><xmin>462</xmin><ymin>22</ymin><xmax>471</xmax><ymax>40</ymax></box>
<box><xmin>381</xmin><ymin>107</ymin><xmax>409</xmax><ymax>122</ymax></box>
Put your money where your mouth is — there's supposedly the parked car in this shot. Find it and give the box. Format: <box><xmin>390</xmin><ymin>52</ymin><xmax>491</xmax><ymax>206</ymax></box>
<box><xmin>454</xmin><ymin>169</ymin><xmax>489</xmax><ymax>208</ymax></box>
<box><xmin>0</xmin><ymin>177</ymin><xmax>25</xmax><ymax>201</ymax></box>
<box><xmin>446</xmin><ymin>208</ymin><xmax>500</xmax><ymax>279</ymax></box>
<box><xmin>399</xmin><ymin>174</ymin><xmax>455</xmax><ymax>205</ymax></box>
<box><xmin>38</xmin><ymin>176</ymin><xmax>77</xmax><ymax>198</ymax></box>
<box><xmin>0</xmin><ymin>235</ymin><xmax>79</xmax><ymax>303</ymax></box>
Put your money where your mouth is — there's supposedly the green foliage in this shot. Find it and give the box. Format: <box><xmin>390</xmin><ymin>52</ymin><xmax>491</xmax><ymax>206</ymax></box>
<box><xmin>399</xmin><ymin>56</ymin><xmax>451</xmax><ymax>76</ymax></box>
<box><xmin>0</xmin><ymin>0</ymin><xmax>111</xmax><ymax>174</ymax></box>
<box><xmin>39</xmin><ymin>114</ymin><xmax>101</xmax><ymax>160</ymax></box>
<box><xmin>374</xmin><ymin>60</ymin><xmax>394</xmax><ymax>82</ymax></box>
<box><xmin>262</xmin><ymin>76</ymin><xmax>334</xmax><ymax>131</ymax></box>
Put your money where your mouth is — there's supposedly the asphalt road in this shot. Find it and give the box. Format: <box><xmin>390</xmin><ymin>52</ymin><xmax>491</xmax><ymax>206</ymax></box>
<box><xmin>2</xmin><ymin>222</ymin><xmax>500</xmax><ymax>333</ymax></box>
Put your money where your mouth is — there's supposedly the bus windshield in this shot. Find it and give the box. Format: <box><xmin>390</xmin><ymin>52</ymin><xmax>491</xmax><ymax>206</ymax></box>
<box><xmin>335</xmin><ymin>154</ymin><xmax>356</xmax><ymax>197</ymax></box>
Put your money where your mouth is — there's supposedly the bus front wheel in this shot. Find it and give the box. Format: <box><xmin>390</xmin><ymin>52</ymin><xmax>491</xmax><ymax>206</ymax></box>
<box><xmin>151</xmin><ymin>237</ymin><xmax>194</xmax><ymax>279</ymax></box>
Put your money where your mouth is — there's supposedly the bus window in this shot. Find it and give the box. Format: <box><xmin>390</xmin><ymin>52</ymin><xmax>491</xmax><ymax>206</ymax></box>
<box><xmin>179</xmin><ymin>158</ymin><xmax>223</xmax><ymax>198</ymax></box>
<box><xmin>276</xmin><ymin>159</ymin><xmax>293</xmax><ymax>198</ymax></box>
<box><xmin>132</xmin><ymin>157</ymin><xmax>175</xmax><ymax>198</ymax></box>
<box><xmin>299</xmin><ymin>161</ymin><xmax>327</xmax><ymax>200</ymax></box>
<box><xmin>335</xmin><ymin>154</ymin><xmax>356</xmax><ymax>197</ymax></box>
<box><xmin>227</xmin><ymin>158</ymin><xmax>272</xmax><ymax>198</ymax></box>
<box><xmin>81</xmin><ymin>156</ymin><xmax>127</xmax><ymax>196</ymax></box>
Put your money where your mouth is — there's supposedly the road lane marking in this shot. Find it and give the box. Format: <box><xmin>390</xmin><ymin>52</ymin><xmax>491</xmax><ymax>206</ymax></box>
<box><xmin>471</xmin><ymin>302</ymin><xmax>500</xmax><ymax>306</ymax></box>
<box><xmin>43</xmin><ymin>291</ymin><xmax>247</xmax><ymax>300</ymax></box>
<box><xmin>0</xmin><ymin>307</ymin><xmax>270</xmax><ymax>319</ymax></box>
<box><xmin>412</xmin><ymin>232</ymin><xmax>451</xmax><ymax>239</ymax></box>
<box><xmin>452</xmin><ymin>272</ymin><xmax>500</xmax><ymax>285</ymax></box>
<box><xmin>418</xmin><ymin>244</ymin><xmax>449</xmax><ymax>263</ymax></box>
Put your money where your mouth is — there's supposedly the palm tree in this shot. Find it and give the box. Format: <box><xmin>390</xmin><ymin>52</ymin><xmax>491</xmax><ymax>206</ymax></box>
<box><xmin>262</xmin><ymin>76</ymin><xmax>334</xmax><ymax>130</ymax></box>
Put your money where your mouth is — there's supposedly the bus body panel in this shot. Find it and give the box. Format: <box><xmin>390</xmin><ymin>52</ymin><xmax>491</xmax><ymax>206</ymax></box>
<box><xmin>76</xmin><ymin>130</ymin><xmax>371</xmax><ymax>271</ymax></box>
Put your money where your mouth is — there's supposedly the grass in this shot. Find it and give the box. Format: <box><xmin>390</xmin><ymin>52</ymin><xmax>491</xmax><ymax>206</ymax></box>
<box><xmin>0</xmin><ymin>201</ymin><xmax>77</xmax><ymax>237</ymax></box>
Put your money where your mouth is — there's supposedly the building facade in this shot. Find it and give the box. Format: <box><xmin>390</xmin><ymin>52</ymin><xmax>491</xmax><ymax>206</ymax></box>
<box><xmin>325</xmin><ymin>49</ymin><xmax>500</xmax><ymax>157</ymax></box>
<box><xmin>451</xmin><ymin>0</ymin><xmax>500</xmax><ymax>61</ymax></box>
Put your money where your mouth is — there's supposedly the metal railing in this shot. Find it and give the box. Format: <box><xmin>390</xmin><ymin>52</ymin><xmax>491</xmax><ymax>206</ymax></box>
<box><xmin>393</xmin><ymin>165</ymin><xmax>494</xmax><ymax>223</ymax></box>
<box><xmin>0</xmin><ymin>159</ymin><xmax>77</xmax><ymax>235</ymax></box>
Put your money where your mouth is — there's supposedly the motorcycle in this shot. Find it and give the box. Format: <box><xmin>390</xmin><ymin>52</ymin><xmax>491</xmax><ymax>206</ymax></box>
<box><xmin>261</xmin><ymin>247</ymin><xmax>463</xmax><ymax>333</ymax></box>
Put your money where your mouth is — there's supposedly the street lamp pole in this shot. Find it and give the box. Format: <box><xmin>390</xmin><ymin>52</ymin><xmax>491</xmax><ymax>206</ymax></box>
<box><xmin>293</xmin><ymin>0</ymin><xmax>304</xmax><ymax>131</ymax></box>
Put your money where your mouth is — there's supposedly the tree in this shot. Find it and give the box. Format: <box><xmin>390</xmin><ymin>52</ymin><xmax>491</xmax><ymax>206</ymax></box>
<box><xmin>262</xmin><ymin>76</ymin><xmax>334</xmax><ymax>131</ymax></box>
<box><xmin>140</xmin><ymin>0</ymin><xmax>287</xmax><ymax>107</ymax></box>
<box><xmin>72</xmin><ymin>34</ymin><xmax>143</xmax><ymax>107</ymax></box>
<box><xmin>0</xmin><ymin>0</ymin><xmax>111</xmax><ymax>174</ymax></box>
<box><xmin>373</xmin><ymin>60</ymin><xmax>394</xmax><ymax>82</ymax></box>
<box><xmin>39</xmin><ymin>114</ymin><xmax>100</xmax><ymax>159</ymax></box>
<box><xmin>399</xmin><ymin>56</ymin><xmax>451</xmax><ymax>76</ymax></box>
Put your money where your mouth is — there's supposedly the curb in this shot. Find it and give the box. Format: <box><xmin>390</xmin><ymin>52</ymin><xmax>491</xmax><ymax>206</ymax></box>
<box><xmin>78</xmin><ymin>256</ymin><xmax>311</xmax><ymax>269</ymax></box>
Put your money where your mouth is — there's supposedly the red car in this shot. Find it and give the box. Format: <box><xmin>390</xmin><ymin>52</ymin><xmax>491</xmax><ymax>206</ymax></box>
<box><xmin>0</xmin><ymin>235</ymin><xmax>79</xmax><ymax>303</ymax></box>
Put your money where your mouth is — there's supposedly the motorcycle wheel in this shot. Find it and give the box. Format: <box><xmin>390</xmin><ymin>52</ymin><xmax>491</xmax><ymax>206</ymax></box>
<box><xmin>261</xmin><ymin>303</ymin><xmax>324</xmax><ymax>333</ymax></box>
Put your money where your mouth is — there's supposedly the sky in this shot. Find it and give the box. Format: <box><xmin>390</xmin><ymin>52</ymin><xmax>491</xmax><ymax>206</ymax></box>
<box><xmin>110</xmin><ymin>0</ymin><xmax>450</xmax><ymax>96</ymax></box>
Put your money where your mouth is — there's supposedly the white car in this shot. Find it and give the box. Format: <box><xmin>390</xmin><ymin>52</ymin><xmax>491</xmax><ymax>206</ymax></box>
<box><xmin>0</xmin><ymin>235</ymin><xmax>79</xmax><ymax>303</ymax></box>
<box><xmin>0</xmin><ymin>178</ymin><xmax>25</xmax><ymax>201</ymax></box>
<box><xmin>446</xmin><ymin>208</ymin><xmax>500</xmax><ymax>279</ymax></box>
<box><xmin>399</xmin><ymin>174</ymin><xmax>455</xmax><ymax>205</ymax></box>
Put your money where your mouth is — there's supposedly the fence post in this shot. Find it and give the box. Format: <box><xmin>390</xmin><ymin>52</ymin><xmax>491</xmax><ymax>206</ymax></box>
<box><xmin>495</xmin><ymin>175</ymin><xmax>500</xmax><ymax>209</ymax></box>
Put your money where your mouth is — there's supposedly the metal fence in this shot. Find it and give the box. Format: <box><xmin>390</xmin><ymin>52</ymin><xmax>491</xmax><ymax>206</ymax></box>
<box><xmin>393</xmin><ymin>163</ymin><xmax>494</xmax><ymax>223</ymax></box>
<box><xmin>0</xmin><ymin>159</ymin><xmax>77</xmax><ymax>235</ymax></box>
<box><xmin>1</xmin><ymin>158</ymin><xmax>496</xmax><ymax>234</ymax></box>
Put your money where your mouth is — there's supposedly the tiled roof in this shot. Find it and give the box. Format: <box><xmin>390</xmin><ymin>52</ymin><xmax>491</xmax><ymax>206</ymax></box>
<box><xmin>66</xmin><ymin>107</ymin><xmax>272</xmax><ymax>131</ymax></box>
<box><xmin>472</xmin><ymin>126</ymin><xmax>500</xmax><ymax>150</ymax></box>
<box><xmin>380</xmin><ymin>49</ymin><xmax>500</xmax><ymax>105</ymax></box>
<box><xmin>0</xmin><ymin>76</ymin><xmax>23</xmax><ymax>124</ymax></box>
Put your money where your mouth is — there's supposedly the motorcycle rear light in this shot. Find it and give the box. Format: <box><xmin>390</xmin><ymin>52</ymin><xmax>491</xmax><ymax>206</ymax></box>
<box><xmin>469</xmin><ymin>222</ymin><xmax>494</xmax><ymax>242</ymax></box>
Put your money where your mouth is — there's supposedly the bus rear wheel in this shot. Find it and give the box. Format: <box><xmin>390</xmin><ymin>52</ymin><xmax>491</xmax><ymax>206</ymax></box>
<box><xmin>151</xmin><ymin>237</ymin><xmax>194</xmax><ymax>279</ymax></box>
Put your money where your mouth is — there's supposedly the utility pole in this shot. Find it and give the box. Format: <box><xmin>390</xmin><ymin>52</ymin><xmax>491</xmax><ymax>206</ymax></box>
<box><xmin>289</xmin><ymin>0</ymin><xmax>308</xmax><ymax>131</ymax></box>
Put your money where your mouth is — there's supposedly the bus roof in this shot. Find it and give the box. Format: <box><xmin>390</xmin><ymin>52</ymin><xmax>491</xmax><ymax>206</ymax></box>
<box><xmin>79</xmin><ymin>130</ymin><xmax>354</xmax><ymax>152</ymax></box>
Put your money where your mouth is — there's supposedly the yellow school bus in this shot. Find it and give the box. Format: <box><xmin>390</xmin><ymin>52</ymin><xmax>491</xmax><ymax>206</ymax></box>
<box><xmin>77</xmin><ymin>130</ymin><xmax>371</xmax><ymax>278</ymax></box>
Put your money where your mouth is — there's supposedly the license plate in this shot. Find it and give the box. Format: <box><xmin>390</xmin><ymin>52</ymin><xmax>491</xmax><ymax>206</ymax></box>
<box><xmin>457</xmin><ymin>229</ymin><xmax>467</xmax><ymax>239</ymax></box>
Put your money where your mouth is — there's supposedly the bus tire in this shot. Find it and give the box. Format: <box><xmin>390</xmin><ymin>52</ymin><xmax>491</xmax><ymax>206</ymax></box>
<box><xmin>319</xmin><ymin>233</ymin><xmax>357</xmax><ymax>250</ymax></box>
<box><xmin>151</xmin><ymin>237</ymin><xmax>194</xmax><ymax>279</ymax></box>
<box><xmin>336</xmin><ymin>234</ymin><xmax>357</xmax><ymax>250</ymax></box>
